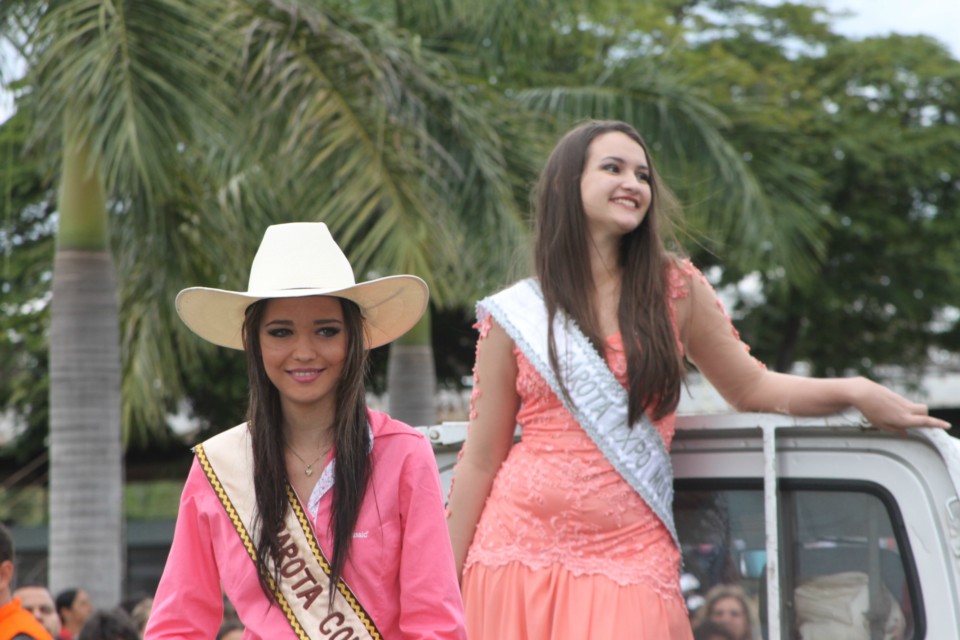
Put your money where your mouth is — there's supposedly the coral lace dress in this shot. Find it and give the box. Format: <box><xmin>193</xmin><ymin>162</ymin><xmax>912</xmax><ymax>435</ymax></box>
<box><xmin>460</xmin><ymin>267</ymin><xmax>699</xmax><ymax>640</ymax></box>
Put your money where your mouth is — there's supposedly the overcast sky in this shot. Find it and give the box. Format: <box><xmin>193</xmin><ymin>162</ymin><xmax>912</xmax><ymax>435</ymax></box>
<box><xmin>823</xmin><ymin>0</ymin><xmax>960</xmax><ymax>57</ymax></box>
<box><xmin>2</xmin><ymin>1</ymin><xmax>959</xmax><ymax>123</ymax></box>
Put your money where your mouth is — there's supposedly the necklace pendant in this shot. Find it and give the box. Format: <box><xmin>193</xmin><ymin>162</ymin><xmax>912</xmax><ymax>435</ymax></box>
<box><xmin>305</xmin><ymin>466</ymin><xmax>314</xmax><ymax>477</ymax></box>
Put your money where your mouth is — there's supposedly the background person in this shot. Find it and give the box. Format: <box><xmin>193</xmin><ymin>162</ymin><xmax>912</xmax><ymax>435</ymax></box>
<box><xmin>445</xmin><ymin>119</ymin><xmax>949</xmax><ymax>639</ymax></box>
<box><xmin>14</xmin><ymin>586</ymin><xmax>61</xmax><ymax>638</ymax></box>
<box><xmin>77</xmin><ymin>609</ymin><xmax>139</xmax><ymax>640</ymax></box>
<box><xmin>127</xmin><ymin>598</ymin><xmax>151</xmax><ymax>640</ymax></box>
<box><xmin>0</xmin><ymin>523</ymin><xmax>53</xmax><ymax>640</ymax></box>
<box><xmin>145</xmin><ymin>222</ymin><xmax>465</xmax><ymax>639</ymax></box>
<box><xmin>693</xmin><ymin>620</ymin><xmax>737</xmax><ymax>640</ymax></box>
<box><xmin>692</xmin><ymin>584</ymin><xmax>756</xmax><ymax>640</ymax></box>
<box><xmin>215</xmin><ymin>619</ymin><xmax>243</xmax><ymax>640</ymax></box>
<box><xmin>55</xmin><ymin>589</ymin><xmax>92</xmax><ymax>640</ymax></box>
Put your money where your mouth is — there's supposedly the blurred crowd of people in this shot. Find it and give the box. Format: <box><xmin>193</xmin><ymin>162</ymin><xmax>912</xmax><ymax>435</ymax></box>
<box><xmin>3</xmin><ymin>516</ymin><xmax>754</xmax><ymax>640</ymax></box>
<box><xmin>1</xmin><ymin>523</ymin><xmax>243</xmax><ymax>640</ymax></box>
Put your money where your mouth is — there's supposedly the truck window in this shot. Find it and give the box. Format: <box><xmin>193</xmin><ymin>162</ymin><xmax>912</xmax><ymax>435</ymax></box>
<box><xmin>676</xmin><ymin>481</ymin><xmax>921</xmax><ymax>639</ymax></box>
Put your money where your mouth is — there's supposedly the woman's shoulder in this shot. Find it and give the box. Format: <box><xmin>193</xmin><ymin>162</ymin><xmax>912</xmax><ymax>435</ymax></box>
<box><xmin>477</xmin><ymin>277</ymin><xmax>537</xmax><ymax>307</ymax></box>
<box><xmin>663</xmin><ymin>254</ymin><xmax>704</xmax><ymax>299</ymax></box>
<box><xmin>368</xmin><ymin>410</ymin><xmax>438</xmax><ymax>472</ymax></box>
<box><xmin>195</xmin><ymin>422</ymin><xmax>249</xmax><ymax>449</ymax></box>
<box><xmin>185</xmin><ymin>423</ymin><xmax>251</xmax><ymax>499</ymax></box>
<box><xmin>368</xmin><ymin>409</ymin><xmax>429</xmax><ymax>442</ymax></box>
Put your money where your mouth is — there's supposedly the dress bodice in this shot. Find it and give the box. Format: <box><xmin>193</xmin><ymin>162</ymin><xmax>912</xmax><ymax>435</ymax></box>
<box><xmin>462</xmin><ymin>261</ymin><xmax>702</xmax><ymax>595</ymax></box>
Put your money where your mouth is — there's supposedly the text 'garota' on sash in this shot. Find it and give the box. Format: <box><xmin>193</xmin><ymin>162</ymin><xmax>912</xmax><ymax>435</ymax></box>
<box><xmin>196</xmin><ymin>424</ymin><xmax>382</xmax><ymax>640</ymax></box>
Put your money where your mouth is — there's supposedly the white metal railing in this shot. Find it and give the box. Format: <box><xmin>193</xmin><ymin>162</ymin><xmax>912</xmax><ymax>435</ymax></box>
<box><xmin>418</xmin><ymin>411</ymin><xmax>953</xmax><ymax>639</ymax></box>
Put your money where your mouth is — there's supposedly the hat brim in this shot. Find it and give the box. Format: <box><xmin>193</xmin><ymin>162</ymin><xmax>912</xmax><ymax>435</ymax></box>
<box><xmin>176</xmin><ymin>275</ymin><xmax>428</xmax><ymax>350</ymax></box>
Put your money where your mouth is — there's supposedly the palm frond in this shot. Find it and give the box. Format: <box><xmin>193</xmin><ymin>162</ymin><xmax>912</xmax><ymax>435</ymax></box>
<box><xmin>222</xmin><ymin>1</ymin><xmax>522</xmax><ymax>305</ymax></box>
<box><xmin>27</xmin><ymin>0</ymin><xmax>237</xmax><ymax>208</ymax></box>
<box><xmin>516</xmin><ymin>76</ymin><xmax>825</xmax><ymax>281</ymax></box>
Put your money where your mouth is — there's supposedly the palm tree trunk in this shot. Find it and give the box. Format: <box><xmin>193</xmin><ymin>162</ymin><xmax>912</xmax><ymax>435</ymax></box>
<box><xmin>48</xmin><ymin>125</ymin><xmax>123</xmax><ymax>607</ymax></box>
<box><xmin>386</xmin><ymin>312</ymin><xmax>437</xmax><ymax>427</ymax></box>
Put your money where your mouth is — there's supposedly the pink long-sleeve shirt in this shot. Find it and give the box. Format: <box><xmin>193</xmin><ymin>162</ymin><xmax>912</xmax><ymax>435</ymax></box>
<box><xmin>145</xmin><ymin>410</ymin><xmax>466</xmax><ymax>639</ymax></box>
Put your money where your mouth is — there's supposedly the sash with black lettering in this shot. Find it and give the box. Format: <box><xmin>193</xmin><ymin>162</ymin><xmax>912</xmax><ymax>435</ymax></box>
<box><xmin>195</xmin><ymin>424</ymin><xmax>381</xmax><ymax>640</ymax></box>
<box><xmin>479</xmin><ymin>278</ymin><xmax>679</xmax><ymax>549</ymax></box>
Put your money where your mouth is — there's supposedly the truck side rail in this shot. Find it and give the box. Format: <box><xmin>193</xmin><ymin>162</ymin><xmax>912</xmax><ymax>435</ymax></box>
<box><xmin>421</xmin><ymin>412</ymin><xmax>960</xmax><ymax>639</ymax></box>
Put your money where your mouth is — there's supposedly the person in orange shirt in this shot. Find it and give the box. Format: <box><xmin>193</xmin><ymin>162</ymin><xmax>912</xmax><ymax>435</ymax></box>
<box><xmin>0</xmin><ymin>523</ymin><xmax>53</xmax><ymax>640</ymax></box>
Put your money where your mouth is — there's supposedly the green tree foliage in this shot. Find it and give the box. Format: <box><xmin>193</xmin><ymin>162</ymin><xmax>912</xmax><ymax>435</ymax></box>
<box><xmin>3</xmin><ymin>0</ymin><xmax>533</xmax><ymax>603</ymax></box>
<box><xmin>663</xmin><ymin>2</ymin><xmax>960</xmax><ymax>374</ymax></box>
<box><xmin>0</xmin><ymin>0</ymin><xmax>531</xmax><ymax>446</ymax></box>
<box><xmin>339</xmin><ymin>0</ymin><xmax>827</xmax><ymax>279</ymax></box>
<box><xmin>2</xmin><ymin>0</ymin><xmax>802</xmax><ymax>447</ymax></box>
<box><xmin>0</xmin><ymin>110</ymin><xmax>53</xmax><ymax>464</ymax></box>
<box><xmin>4</xmin><ymin>0</ymin><xmax>957</xmax><ymax>457</ymax></box>
<box><xmin>726</xmin><ymin>35</ymin><xmax>960</xmax><ymax>374</ymax></box>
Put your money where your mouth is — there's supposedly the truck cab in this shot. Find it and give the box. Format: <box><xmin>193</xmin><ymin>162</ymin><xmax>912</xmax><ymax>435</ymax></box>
<box><xmin>424</xmin><ymin>413</ymin><xmax>960</xmax><ymax>639</ymax></box>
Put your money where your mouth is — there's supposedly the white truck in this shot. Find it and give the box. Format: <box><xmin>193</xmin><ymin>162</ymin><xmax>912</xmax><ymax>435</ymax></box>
<box><xmin>422</xmin><ymin>413</ymin><xmax>960</xmax><ymax>640</ymax></box>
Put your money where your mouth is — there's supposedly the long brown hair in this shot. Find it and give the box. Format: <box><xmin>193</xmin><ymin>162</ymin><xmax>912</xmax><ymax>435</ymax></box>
<box><xmin>242</xmin><ymin>296</ymin><xmax>371</xmax><ymax>602</ymax></box>
<box><xmin>534</xmin><ymin>119</ymin><xmax>684</xmax><ymax>422</ymax></box>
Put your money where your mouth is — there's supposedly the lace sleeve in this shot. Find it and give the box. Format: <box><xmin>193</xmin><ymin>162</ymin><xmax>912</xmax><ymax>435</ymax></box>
<box><xmin>673</xmin><ymin>261</ymin><xmax>776</xmax><ymax>412</ymax></box>
<box><xmin>444</xmin><ymin>314</ymin><xmax>495</xmax><ymax>512</ymax></box>
<box><xmin>444</xmin><ymin>315</ymin><xmax>521</xmax><ymax>578</ymax></box>
<box><xmin>672</xmin><ymin>261</ymin><xmax>951</xmax><ymax>427</ymax></box>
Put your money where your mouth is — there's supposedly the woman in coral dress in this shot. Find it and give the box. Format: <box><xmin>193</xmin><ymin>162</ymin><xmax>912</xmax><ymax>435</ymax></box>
<box><xmin>445</xmin><ymin>119</ymin><xmax>948</xmax><ymax>639</ymax></box>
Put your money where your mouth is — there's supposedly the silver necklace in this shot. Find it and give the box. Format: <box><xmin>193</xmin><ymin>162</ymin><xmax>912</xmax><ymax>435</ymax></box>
<box><xmin>286</xmin><ymin>443</ymin><xmax>324</xmax><ymax>477</ymax></box>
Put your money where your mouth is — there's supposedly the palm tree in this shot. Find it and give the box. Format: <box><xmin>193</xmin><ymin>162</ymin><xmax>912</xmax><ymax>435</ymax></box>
<box><xmin>2</xmin><ymin>0</ymin><xmax>527</xmax><ymax>603</ymax></box>
<box><xmin>361</xmin><ymin>0</ymin><xmax>827</xmax><ymax>425</ymax></box>
<box><xmin>180</xmin><ymin>2</ymin><xmax>532</xmax><ymax>429</ymax></box>
<box><xmin>1</xmin><ymin>0</ymin><xmax>828</xmax><ymax>606</ymax></box>
<box><xmin>2</xmin><ymin>0</ymin><xmax>244</xmax><ymax>607</ymax></box>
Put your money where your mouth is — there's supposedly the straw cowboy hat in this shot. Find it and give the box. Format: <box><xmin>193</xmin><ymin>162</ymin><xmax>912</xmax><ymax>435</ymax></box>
<box><xmin>176</xmin><ymin>222</ymin><xmax>429</xmax><ymax>350</ymax></box>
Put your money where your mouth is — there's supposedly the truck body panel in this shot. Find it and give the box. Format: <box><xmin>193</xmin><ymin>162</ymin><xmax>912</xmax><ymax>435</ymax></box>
<box><xmin>426</xmin><ymin>413</ymin><xmax>960</xmax><ymax>639</ymax></box>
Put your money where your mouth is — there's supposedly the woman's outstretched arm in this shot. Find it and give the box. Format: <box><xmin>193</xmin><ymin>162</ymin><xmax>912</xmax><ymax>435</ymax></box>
<box><xmin>679</xmin><ymin>268</ymin><xmax>950</xmax><ymax>434</ymax></box>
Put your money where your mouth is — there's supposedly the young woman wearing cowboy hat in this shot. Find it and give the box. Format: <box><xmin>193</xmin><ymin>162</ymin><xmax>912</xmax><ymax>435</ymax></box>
<box><xmin>145</xmin><ymin>223</ymin><xmax>465</xmax><ymax>640</ymax></box>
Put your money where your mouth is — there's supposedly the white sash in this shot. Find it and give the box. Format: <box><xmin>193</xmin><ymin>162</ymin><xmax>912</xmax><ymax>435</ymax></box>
<box><xmin>478</xmin><ymin>279</ymin><xmax>679</xmax><ymax>548</ymax></box>
<box><xmin>195</xmin><ymin>425</ymin><xmax>381</xmax><ymax>640</ymax></box>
